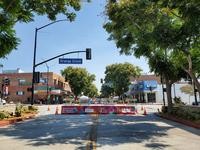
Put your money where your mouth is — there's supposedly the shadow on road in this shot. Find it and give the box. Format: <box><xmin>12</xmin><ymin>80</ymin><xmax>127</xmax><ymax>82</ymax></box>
<box><xmin>96</xmin><ymin>114</ymin><xmax>174</xmax><ymax>149</ymax></box>
<box><xmin>0</xmin><ymin>114</ymin><xmax>93</xmax><ymax>149</ymax></box>
<box><xmin>0</xmin><ymin>113</ymin><xmax>199</xmax><ymax>149</ymax></box>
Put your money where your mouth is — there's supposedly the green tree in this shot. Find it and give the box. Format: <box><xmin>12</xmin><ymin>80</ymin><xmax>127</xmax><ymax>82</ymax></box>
<box><xmin>61</xmin><ymin>66</ymin><xmax>95</xmax><ymax>100</ymax></box>
<box><xmin>0</xmin><ymin>0</ymin><xmax>90</xmax><ymax>58</ymax></box>
<box><xmin>104</xmin><ymin>0</ymin><xmax>200</xmax><ymax>110</ymax></box>
<box><xmin>148</xmin><ymin>49</ymin><xmax>186</xmax><ymax>110</ymax></box>
<box><xmin>101</xmin><ymin>83</ymin><xmax>114</xmax><ymax>98</ymax></box>
<box><xmin>172</xmin><ymin>47</ymin><xmax>200</xmax><ymax>96</ymax></box>
<box><xmin>83</xmin><ymin>84</ymin><xmax>98</xmax><ymax>98</ymax></box>
<box><xmin>104</xmin><ymin>62</ymin><xmax>141</xmax><ymax>98</ymax></box>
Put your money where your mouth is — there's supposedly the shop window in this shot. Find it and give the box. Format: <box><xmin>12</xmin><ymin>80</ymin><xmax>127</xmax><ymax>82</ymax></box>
<box><xmin>18</xmin><ymin>79</ymin><xmax>26</xmax><ymax>86</ymax></box>
<box><xmin>40</xmin><ymin>78</ymin><xmax>47</xmax><ymax>83</ymax></box>
<box><xmin>147</xmin><ymin>93</ymin><xmax>156</xmax><ymax>103</ymax></box>
<box><xmin>16</xmin><ymin>91</ymin><xmax>24</xmax><ymax>95</ymax></box>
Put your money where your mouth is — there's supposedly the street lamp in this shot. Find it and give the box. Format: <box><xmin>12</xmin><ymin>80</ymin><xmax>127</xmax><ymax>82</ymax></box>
<box><xmin>44</xmin><ymin>63</ymin><xmax>49</xmax><ymax>103</ymax></box>
<box><xmin>31</xmin><ymin>19</ymin><xmax>67</xmax><ymax>105</ymax></box>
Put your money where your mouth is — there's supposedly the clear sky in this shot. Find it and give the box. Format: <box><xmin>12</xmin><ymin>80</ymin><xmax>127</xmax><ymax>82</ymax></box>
<box><xmin>0</xmin><ymin>0</ymin><xmax>149</xmax><ymax>91</ymax></box>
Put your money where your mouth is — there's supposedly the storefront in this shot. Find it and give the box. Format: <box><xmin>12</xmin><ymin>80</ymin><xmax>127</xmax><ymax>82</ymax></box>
<box><xmin>34</xmin><ymin>86</ymin><xmax>69</xmax><ymax>104</ymax></box>
<box><xmin>130</xmin><ymin>80</ymin><xmax>158</xmax><ymax>103</ymax></box>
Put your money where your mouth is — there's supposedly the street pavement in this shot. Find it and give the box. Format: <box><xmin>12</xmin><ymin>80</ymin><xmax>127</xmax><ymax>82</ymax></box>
<box><xmin>96</xmin><ymin>114</ymin><xmax>200</xmax><ymax>150</ymax></box>
<box><xmin>0</xmin><ymin>104</ymin><xmax>199</xmax><ymax>150</ymax></box>
<box><xmin>0</xmin><ymin>114</ymin><xmax>93</xmax><ymax>150</ymax></box>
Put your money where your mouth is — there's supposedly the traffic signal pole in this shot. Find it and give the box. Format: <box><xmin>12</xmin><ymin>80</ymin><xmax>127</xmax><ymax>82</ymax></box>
<box><xmin>30</xmin><ymin>19</ymin><xmax>92</xmax><ymax>105</ymax></box>
<box><xmin>34</xmin><ymin>50</ymin><xmax>86</xmax><ymax>67</ymax></box>
<box><xmin>31</xmin><ymin>28</ymin><xmax>38</xmax><ymax>105</ymax></box>
<box><xmin>31</xmin><ymin>19</ymin><xmax>69</xmax><ymax>105</ymax></box>
<box><xmin>31</xmin><ymin>49</ymin><xmax>91</xmax><ymax>105</ymax></box>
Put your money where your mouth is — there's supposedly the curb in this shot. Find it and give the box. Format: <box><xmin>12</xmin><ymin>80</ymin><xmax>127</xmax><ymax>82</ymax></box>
<box><xmin>0</xmin><ymin>114</ymin><xmax>36</xmax><ymax>127</ymax></box>
<box><xmin>155</xmin><ymin>113</ymin><xmax>200</xmax><ymax>129</ymax></box>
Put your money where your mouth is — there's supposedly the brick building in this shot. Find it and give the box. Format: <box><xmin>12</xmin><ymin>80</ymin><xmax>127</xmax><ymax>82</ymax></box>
<box><xmin>0</xmin><ymin>69</ymin><xmax>71</xmax><ymax>104</ymax></box>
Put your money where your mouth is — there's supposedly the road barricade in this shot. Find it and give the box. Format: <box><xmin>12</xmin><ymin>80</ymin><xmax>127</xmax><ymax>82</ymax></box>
<box><xmin>61</xmin><ymin>105</ymin><xmax>136</xmax><ymax>115</ymax></box>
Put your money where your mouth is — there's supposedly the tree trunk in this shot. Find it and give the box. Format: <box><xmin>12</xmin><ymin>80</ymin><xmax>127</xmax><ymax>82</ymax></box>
<box><xmin>187</xmin><ymin>71</ymin><xmax>200</xmax><ymax>93</ymax></box>
<box><xmin>186</xmin><ymin>54</ymin><xmax>200</xmax><ymax>94</ymax></box>
<box><xmin>74</xmin><ymin>95</ymin><xmax>78</xmax><ymax>101</ymax></box>
<box><xmin>165</xmin><ymin>79</ymin><xmax>173</xmax><ymax>113</ymax></box>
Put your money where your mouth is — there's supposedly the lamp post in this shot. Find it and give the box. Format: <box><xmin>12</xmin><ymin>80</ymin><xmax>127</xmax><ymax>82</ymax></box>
<box><xmin>31</xmin><ymin>19</ymin><xmax>67</xmax><ymax>105</ymax></box>
<box><xmin>44</xmin><ymin>63</ymin><xmax>49</xmax><ymax>103</ymax></box>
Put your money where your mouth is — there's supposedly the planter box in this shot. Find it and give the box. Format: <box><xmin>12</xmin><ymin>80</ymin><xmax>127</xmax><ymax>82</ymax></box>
<box><xmin>0</xmin><ymin>114</ymin><xmax>36</xmax><ymax>127</ymax></box>
<box><xmin>156</xmin><ymin>113</ymin><xmax>200</xmax><ymax>129</ymax></box>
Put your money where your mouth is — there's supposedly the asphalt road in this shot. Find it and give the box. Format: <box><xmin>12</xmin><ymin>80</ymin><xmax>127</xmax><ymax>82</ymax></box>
<box><xmin>0</xmin><ymin>105</ymin><xmax>199</xmax><ymax>150</ymax></box>
<box><xmin>96</xmin><ymin>114</ymin><xmax>200</xmax><ymax>150</ymax></box>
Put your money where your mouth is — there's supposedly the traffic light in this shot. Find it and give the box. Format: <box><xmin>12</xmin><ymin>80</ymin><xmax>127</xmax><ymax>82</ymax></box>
<box><xmin>34</xmin><ymin>72</ymin><xmax>40</xmax><ymax>83</ymax></box>
<box><xmin>4</xmin><ymin>78</ymin><xmax>10</xmax><ymax>85</ymax></box>
<box><xmin>100</xmin><ymin>78</ymin><xmax>103</xmax><ymax>83</ymax></box>
<box><xmin>86</xmin><ymin>48</ymin><xmax>91</xmax><ymax>60</ymax></box>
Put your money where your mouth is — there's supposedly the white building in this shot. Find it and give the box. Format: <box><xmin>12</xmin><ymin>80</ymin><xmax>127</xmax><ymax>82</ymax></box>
<box><xmin>128</xmin><ymin>75</ymin><xmax>198</xmax><ymax>104</ymax></box>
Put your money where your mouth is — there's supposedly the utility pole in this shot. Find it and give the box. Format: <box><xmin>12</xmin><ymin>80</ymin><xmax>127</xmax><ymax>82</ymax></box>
<box><xmin>45</xmin><ymin>63</ymin><xmax>49</xmax><ymax>103</ymax></box>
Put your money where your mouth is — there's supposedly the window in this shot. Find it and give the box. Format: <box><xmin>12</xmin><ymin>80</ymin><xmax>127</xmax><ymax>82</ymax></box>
<box><xmin>40</xmin><ymin>78</ymin><xmax>47</xmax><ymax>83</ymax></box>
<box><xmin>16</xmin><ymin>91</ymin><xmax>24</xmax><ymax>95</ymax></box>
<box><xmin>18</xmin><ymin>79</ymin><xmax>26</xmax><ymax>86</ymax></box>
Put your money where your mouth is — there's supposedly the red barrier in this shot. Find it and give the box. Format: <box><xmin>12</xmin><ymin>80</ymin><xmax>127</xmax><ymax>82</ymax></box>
<box><xmin>61</xmin><ymin>105</ymin><xmax>136</xmax><ymax>115</ymax></box>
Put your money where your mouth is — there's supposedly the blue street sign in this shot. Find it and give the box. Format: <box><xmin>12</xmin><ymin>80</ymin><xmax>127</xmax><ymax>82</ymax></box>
<box><xmin>59</xmin><ymin>58</ymin><xmax>83</xmax><ymax>64</ymax></box>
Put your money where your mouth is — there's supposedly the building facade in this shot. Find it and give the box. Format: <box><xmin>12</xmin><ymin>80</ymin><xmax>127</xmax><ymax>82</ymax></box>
<box><xmin>0</xmin><ymin>69</ymin><xmax>71</xmax><ymax>104</ymax></box>
<box><xmin>128</xmin><ymin>80</ymin><xmax>158</xmax><ymax>103</ymax></box>
<box><xmin>128</xmin><ymin>74</ymin><xmax>198</xmax><ymax>104</ymax></box>
<box><xmin>127</xmin><ymin>75</ymin><xmax>160</xmax><ymax>103</ymax></box>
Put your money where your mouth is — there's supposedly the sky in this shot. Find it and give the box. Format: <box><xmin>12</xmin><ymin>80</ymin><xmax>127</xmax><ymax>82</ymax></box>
<box><xmin>0</xmin><ymin>0</ymin><xmax>149</xmax><ymax>91</ymax></box>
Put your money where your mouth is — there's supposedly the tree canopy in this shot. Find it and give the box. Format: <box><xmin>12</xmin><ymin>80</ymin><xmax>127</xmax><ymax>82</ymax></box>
<box><xmin>148</xmin><ymin>48</ymin><xmax>186</xmax><ymax>109</ymax></box>
<box><xmin>104</xmin><ymin>62</ymin><xmax>141</xmax><ymax>97</ymax></box>
<box><xmin>61</xmin><ymin>66</ymin><xmax>96</xmax><ymax>99</ymax></box>
<box><xmin>0</xmin><ymin>0</ymin><xmax>90</xmax><ymax>58</ymax></box>
<box><xmin>104</xmin><ymin>0</ymin><xmax>200</xmax><ymax>108</ymax></box>
<box><xmin>100</xmin><ymin>83</ymin><xmax>114</xmax><ymax>98</ymax></box>
<box><xmin>83</xmin><ymin>83</ymin><xmax>98</xmax><ymax>98</ymax></box>
<box><xmin>104</xmin><ymin>0</ymin><xmax>200</xmax><ymax>57</ymax></box>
